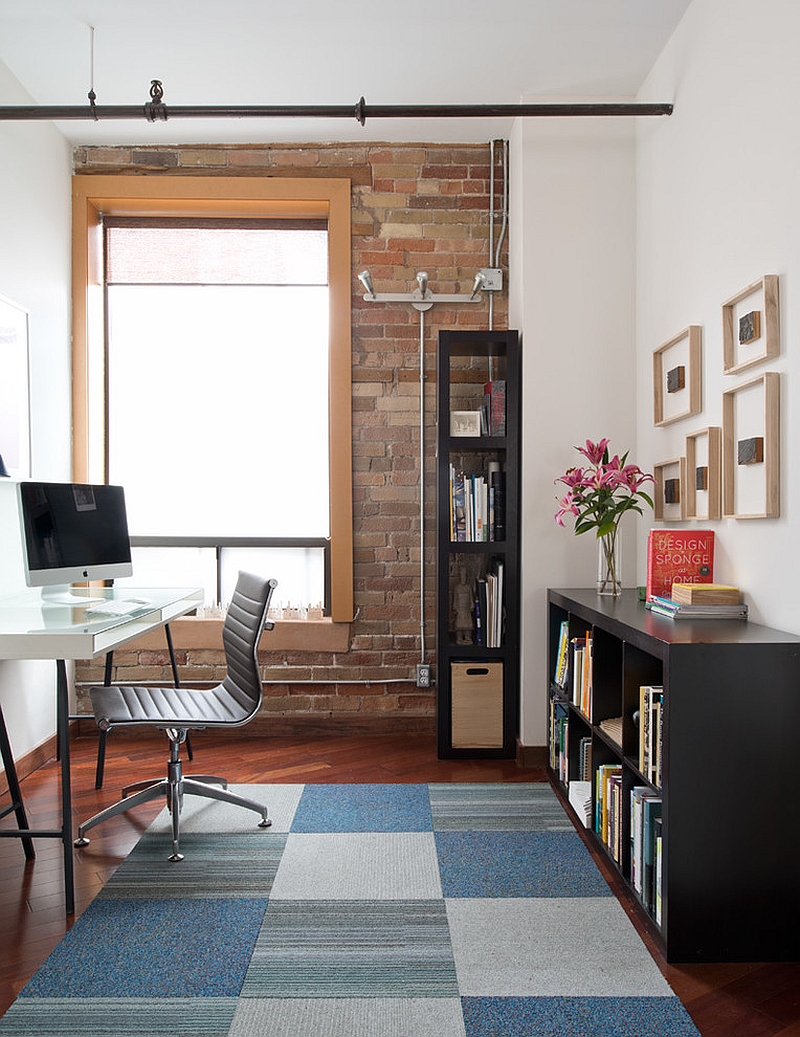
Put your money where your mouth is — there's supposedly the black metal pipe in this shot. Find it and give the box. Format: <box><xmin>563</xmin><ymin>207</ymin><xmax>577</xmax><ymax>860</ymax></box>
<box><xmin>0</xmin><ymin>99</ymin><xmax>673</xmax><ymax>123</ymax></box>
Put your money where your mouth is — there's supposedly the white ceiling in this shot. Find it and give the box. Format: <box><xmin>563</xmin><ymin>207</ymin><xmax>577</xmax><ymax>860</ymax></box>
<box><xmin>0</xmin><ymin>0</ymin><xmax>691</xmax><ymax>146</ymax></box>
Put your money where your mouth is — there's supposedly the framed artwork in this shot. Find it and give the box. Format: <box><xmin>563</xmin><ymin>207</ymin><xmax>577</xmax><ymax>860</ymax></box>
<box><xmin>653</xmin><ymin>326</ymin><xmax>702</xmax><ymax>426</ymax></box>
<box><xmin>0</xmin><ymin>294</ymin><xmax>31</xmax><ymax>478</ymax></box>
<box><xmin>722</xmin><ymin>372</ymin><xmax>780</xmax><ymax>518</ymax></box>
<box><xmin>450</xmin><ymin>411</ymin><xmax>482</xmax><ymax>437</ymax></box>
<box><xmin>685</xmin><ymin>426</ymin><xmax>722</xmax><ymax>521</ymax></box>
<box><xmin>722</xmin><ymin>275</ymin><xmax>779</xmax><ymax>375</ymax></box>
<box><xmin>654</xmin><ymin>456</ymin><xmax>687</xmax><ymax>522</ymax></box>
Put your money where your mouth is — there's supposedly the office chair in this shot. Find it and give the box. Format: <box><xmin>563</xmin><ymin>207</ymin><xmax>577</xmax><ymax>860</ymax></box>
<box><xmin>94</xmin><ymin>623</ymin><xmax>194</xmax><ymax>789</ymax></box>
<box><xmin>74</xmin><ymin>571</ymin><xmax>277</xmax><ymax>861</ymax></box>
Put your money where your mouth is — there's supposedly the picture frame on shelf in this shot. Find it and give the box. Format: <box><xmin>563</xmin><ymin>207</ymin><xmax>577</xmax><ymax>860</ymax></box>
<box><xmin>653</xmin><ymin>326</ymin><xmax>702</xmax><ymax>427</ymax></box>
<box><xmin>0</xmin><ymin>294</ymin><xmax>31</xmax><ymax>479</ymax></box>
<box><xmin>653</xmin><ymin>456</ymin><xmax>687</xmax><ymax>522</ymax></box>
<box><xmin>722</xmin><ymin>371</ymin><xmax>780</xmax><ymax>518</ymax></box>
<box><xmin>450</xmin><ymin>410</ymin><xmax>482</xmax><ymax>437</ymax></box>
<box><xmin>722</xmin><ymin>275</ymin><xmax>779</xmax><ymax>376</ymax></box>
<box><xmin>685</xmin><ymin>427</ymin><xmax>722</xmax><ymax>521</ymax></box>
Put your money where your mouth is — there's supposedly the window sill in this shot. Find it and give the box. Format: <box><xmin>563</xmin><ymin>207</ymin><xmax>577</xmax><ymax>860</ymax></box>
<box><xmin>124</xmin><ymin>616</ymin><xmax>351</xmax><ymax>654</ymax></box>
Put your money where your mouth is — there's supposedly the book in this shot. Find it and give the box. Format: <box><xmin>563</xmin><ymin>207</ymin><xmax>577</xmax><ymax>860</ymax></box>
<box><xmin>653</xmin><ymin>816</ymin><xmax>663</xmax><ymax>926</ymax></box>
<box><xmin>646</xmin><ymin>529</ymin><xmax>715</xmax><ymax>601</ymax></box>
<box><xmin>671</xmin><ymin>582</ymin><xmax>741</xmax><ymax>605</ymax></box>
<box><xmin>599</xmin><ymin>715</ymin><xmax>623</xmax><ymax>748</ymax></box>
<box><xmin>483</xmin><ymin>380</ymin><xmax>506</xmax><ymax>436</ymax></box>
<box><xmin>642</xmin><ymin>796</ymin><xmax>663</xmax><ymax>911</ymax></box>
<box><xmin>630</xmin><ymin>786</ymin><xmax>658</xmax><ymax>894</ymax></box>
<box><xmin>553</xmin><ymin>619</ymin><xmax>570</xmax><ymax>688</ymax></box>
<box><xmin>488</xmin><ymin>462</ymin><xmax>505</xmax><ymax>542</ymax></box>
<box><xmin>568</xmin><ymin>780</ymin><xmax>592</xmax><ymax>828</ymax></box>
<box><xmin>646</xmin><ymin>597</ymin><xmax>748</xmax><ymax>620</ymax></box>
<box><xmin>638</xmin><ymin>685</ymin><xmax>663</xmax><ymax>784</ymax></box>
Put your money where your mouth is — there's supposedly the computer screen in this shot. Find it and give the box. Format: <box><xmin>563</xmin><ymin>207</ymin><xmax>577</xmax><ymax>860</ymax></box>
<box><xmin>17</xmin><ymin>481</ymin><xmax>133</xmax><ymax>595</ymax></box>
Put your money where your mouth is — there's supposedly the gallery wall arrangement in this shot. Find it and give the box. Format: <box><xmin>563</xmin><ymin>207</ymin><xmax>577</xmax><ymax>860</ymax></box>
<box><xmin>652</xmin><ymin>274</ymin><xmax>781</xmax><ymax>524</ymax></box>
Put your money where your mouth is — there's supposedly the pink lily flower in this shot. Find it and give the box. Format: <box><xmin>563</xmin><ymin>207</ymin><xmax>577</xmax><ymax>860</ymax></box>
<box><xmin>576</xmin><ymin>438</ymin><xmax>609</xmax><ymax>466</ymax></box>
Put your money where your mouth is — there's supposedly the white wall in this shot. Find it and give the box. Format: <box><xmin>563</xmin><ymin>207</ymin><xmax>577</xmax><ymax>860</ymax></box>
<box><xmin>0</xmin><ymin>59</ymin><xmax>72</xmax><ymax>764</ymax></box>
<box><xmin>636</xmin><ymin>0</ymin><xmax>800</xmax><ymax>632</ymax></box>
<box><xmin>510</xmin><ymin>111</ymin><xmax>637</xmax><ymax>747</ymax></box>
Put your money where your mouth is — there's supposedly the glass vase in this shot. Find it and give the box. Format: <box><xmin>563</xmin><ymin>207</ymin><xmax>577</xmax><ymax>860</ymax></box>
<box><xmin>596</xmin><ymin>527</ymin><xmax>622</xmax><ymax>596</ymax></box>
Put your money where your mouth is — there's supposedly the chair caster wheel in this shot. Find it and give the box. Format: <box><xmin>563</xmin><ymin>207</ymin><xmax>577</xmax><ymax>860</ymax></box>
<box><xmin>74</xmin><ymin>836</ymin><xmax>90</xmax><ymax>847</ymax></box>
<box><xmin>258</xmin><ymin>818</ymin><xmax>272</xmax><ymax>828</ymax></box>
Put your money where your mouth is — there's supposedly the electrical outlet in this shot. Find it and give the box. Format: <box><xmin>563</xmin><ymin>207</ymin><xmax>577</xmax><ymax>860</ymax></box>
<box><xmin>479</xmin><ymin>267</ymin><xmax>503</xmax><ymax>291</ymax></box>
<box><xmin>416</xmin><ymin>663</ymin><xmax>431</xmax><ymax>688</ymax></box>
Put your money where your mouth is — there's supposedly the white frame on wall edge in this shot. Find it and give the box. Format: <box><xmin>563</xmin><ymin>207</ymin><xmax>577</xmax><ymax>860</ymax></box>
<box><xmin>0</xmin><ymin>294</ymin><xmax>31</xmax><ymax>479</ymax></box>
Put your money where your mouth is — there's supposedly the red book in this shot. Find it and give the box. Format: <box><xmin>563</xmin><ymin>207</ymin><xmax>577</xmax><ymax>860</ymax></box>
<box><xmin>646</xmin><ymin>529</ymin><xmax>715</xmax><ymax>601</ymax></box>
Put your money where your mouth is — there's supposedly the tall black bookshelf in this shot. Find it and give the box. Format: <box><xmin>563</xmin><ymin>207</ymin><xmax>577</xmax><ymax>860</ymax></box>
<box><xmin>435</xmin><ymin>329</ymin><xmax>520</xmax><ymax>758</ymax></box>
<box><xmin>548</xmin><ymin>587</ymin><xmax>800</xmax><ymax>962</ymax></box>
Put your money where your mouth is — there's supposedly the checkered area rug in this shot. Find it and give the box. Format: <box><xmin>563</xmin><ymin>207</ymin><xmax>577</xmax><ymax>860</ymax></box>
<box><xmin>0</xmin><ymin>783</ymin><xmax>700</xmax><ymax>1036</ymax></box>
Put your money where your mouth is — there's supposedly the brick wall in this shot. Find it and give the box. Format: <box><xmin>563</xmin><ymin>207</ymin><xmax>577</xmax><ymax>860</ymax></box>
<box><xmin>73</xmin><ymin>141</ymin><xmax>509</xmax><ymax>734</ymax></box>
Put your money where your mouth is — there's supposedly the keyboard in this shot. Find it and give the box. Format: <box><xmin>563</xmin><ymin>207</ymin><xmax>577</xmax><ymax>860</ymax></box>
<box><xmin>84</xmin><ymin>598</ymin><xmax>154</xmax><ymax>618</ymax></box>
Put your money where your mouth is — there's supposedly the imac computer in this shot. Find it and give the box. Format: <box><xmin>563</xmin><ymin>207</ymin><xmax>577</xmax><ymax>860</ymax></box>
<box><xmin>17</xmin><ymin>481</ymin><xmax>133</xmax><ymax>603</ymax></box>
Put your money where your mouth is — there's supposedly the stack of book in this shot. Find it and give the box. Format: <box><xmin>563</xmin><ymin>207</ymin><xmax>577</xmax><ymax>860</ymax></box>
<box><xmin>631</xmin><ymin>787</ymin><xmax>662</xmax><ymax>918</ymax></box>
<box><xmin>449</xmin><ymin>463</ymin><xmax>506</xmax><ymax>542</ymax></box>
<box><xmin>646</xmin><ymin>583</ymin><xmax>747</xmax><ymax>620</ymax></box>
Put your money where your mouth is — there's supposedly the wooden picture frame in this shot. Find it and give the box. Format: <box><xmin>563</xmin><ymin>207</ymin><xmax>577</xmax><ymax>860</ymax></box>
<box><xmin>654</xmin><ymin>456</ymin><xmax>687</xmax><ymax>521</ymax></box>
<box><xmin>685</xmin><ymin>426</ymin><xmax>722</xmax><ymax>521</ymax></box>
<box><xmin>722</xmin><ymin>372</ymin><xmax>780</xmax><ymax>518</ymax></box>
<box><xmin>0</xmin><ymin>294</ymin><xmax>31</xmax><ymax>478</ymax></box>
<box><xmin>722</xmin><ymin>275</ymin><xmax>779</xmax><ymax>375</ymax></box>
<box><xmin>653</xmin><ymin>326</ymin><xmax>702</xmax><ymax>426</ymax></box>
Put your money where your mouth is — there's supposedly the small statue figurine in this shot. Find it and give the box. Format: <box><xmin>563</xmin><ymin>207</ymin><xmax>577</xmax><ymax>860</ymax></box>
<box><xmin>453</xmin><ymin>567</ymin><xmax>473</xmax><ymax>644</ymax></box>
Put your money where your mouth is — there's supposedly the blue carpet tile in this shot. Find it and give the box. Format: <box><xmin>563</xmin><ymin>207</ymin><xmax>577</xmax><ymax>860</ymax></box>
<box><xmin>461</xmin><ymin>996</ymin><xmax>704</xmax><ymax>1037</ymax></box>
<box><xmin>435</xmin><ymin>830</ymin><xmax>614</xmax><ymax>898</ymax></box>
<box><xmin>20</xmin><ymin>899</ymin><xmax>268</xmax><ymax>999</ymax></box>
<box><xmin>291</xmin><ymin>782</ymin><xmax>433</xmax><ymax>832</ymax></box>
<box><xmin>0</xmin><ymin>784</ymin><xmax>701</xmax><ymax>1037</ymax></box>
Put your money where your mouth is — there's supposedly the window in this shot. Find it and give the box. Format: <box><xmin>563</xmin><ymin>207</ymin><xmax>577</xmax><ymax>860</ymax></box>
<box><xmin>72</xmin><ymin>175</ymin><xmax>353</xmax><ymax>621</ymax></box>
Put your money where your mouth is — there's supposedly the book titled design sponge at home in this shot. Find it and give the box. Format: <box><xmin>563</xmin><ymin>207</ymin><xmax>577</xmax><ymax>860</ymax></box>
<box><xmin>646</xmin><ymin>529</ymin><xmax>714</xmax><ymax>601</ymax></box>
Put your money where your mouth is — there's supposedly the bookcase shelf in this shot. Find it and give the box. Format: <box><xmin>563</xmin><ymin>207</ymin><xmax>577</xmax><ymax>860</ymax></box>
<box><xmin>548</xmin><ymin>587</ymin><xmax>800</xmax><ymax>962</ymax></box>
<box><xmin>436</xmin><ymin>330</ymin><xmax>520</xmax><ymax>758</ymax></box>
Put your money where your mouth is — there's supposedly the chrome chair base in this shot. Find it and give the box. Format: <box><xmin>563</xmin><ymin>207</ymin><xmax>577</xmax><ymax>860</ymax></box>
<box><xmin>74</xmin><ymin>734</ymin><xmax>271</xmax><ymax>861</ymax></box>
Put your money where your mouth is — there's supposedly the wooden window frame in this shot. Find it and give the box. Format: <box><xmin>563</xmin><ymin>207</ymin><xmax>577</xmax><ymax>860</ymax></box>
<box><xmin>72</xmin><ymin>174</ymin><xmax>353</xmax><ymax>622</ymax></box>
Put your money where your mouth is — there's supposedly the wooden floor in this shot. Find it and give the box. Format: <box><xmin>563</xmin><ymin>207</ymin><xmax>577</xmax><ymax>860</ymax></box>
<box><xmin>1</xmin><ymin>730</ymin><xmax>799</xmax><ymax>1036</ymax></box>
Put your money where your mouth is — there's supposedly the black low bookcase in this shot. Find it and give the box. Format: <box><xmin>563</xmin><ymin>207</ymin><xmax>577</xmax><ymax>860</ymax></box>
<box><xmin>547</xmin><ymin>587</ymin><xmax>800</xmax><ymax>963</ymax></box>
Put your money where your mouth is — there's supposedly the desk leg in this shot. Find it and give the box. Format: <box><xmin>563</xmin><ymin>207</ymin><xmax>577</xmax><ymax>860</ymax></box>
<box><xmin>0</xmin><ymin>702</ymin><xmax>35</xmax><ymax>860</ymax></box>
<box><xmin>164</xmin><ymin>624</ymin><xmax>192</xmax><ymax>761</ymax></box>
<box><xmin>56</xmin><ymin>660</ymin><xmax>75</xmax><ymax>915</ymax></box>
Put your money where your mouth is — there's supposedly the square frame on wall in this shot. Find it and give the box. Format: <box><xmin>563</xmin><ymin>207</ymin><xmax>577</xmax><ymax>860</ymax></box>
<box><xmin>685</xmin><ymin>426</ymin><xmax>722</xmax><ymax>521</ymax></box>
<box><xmin>0</xmin><ymin>294</ymin><xmax>31</xmax><ymax>478</ymax></box>
<box><xmin>653</xmin><ymin>325</ymin><xmax>702</xmax><ymax>427</ymax></box>
<box><xmin>722</xmin><ymin>372</ymin><xmax>779</xmax><ymax>518</ymax></box>
<box><xmin>722</xmin><ymin>275</ymin><xmax>779</xmax><ymax>376</ymax></box>
<box><xmin>654</xmin><ymin>456</ymin><xmax>687</xmax><ymax>522</ymax></box>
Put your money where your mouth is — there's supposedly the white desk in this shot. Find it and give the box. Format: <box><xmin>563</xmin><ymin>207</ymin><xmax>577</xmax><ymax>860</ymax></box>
<box><xmin>0</xmin><ymin>586</ymin><xmax>203</xmax><ymax>913</ymax></box>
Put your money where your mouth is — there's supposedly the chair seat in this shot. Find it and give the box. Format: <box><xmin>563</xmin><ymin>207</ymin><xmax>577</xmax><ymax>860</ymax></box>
<box><xmin>89</xmin><ymin>682</ymin><xmax>251</xmax><ymax>729</ymax></box>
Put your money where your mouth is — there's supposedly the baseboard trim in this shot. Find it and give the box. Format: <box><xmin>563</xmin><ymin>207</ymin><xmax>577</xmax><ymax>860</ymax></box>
<box><xmin>0</xmin><ymin>730</ymin><xmax>60</xmax><ymax>794</ymax></box>
<box><xmin>516</xmin><ymin>740</ymin><xmax>548</xmax><ymax>768</ymax></box>
<box><xmin>71</xmin><ymin>713</ymin><xmax>437</xmax><ymax>741</ymax></box>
